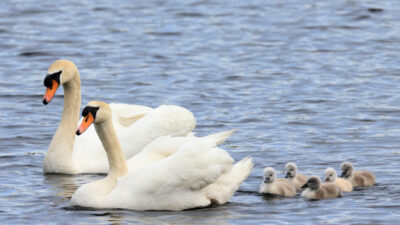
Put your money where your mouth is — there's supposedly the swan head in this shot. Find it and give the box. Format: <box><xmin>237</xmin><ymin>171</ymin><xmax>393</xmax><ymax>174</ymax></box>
<box><xmin>301</xmin><ymin>176</ymin><xmax>321</xmax><ymax>190</ymax></box>
<box><xmin>285</xmin><ymin>162</ymin><xmax>298</xmax><ymax>178</ymax></box>
<box><xmin>340</xmin><ymin>162</ymin><xmax>354</xmax><ymax>178</ymax></box>
<box><xmin>324</xmin><ymin>168</ymin><xmax>337</xmax><ymax>182</ymax></box>
<box><xmin>263</xmin><ymin>167</ymin><xmax>277</xmax><ymax>183</ymax></box>
<box><xmin>42</xmin><ymin>60</ymin><xmax>78</xmax><ymax>105</ymax></box>
<box><xmin>76</xmin><ymin>101</ymin><xmax>111</xmax><ymax>135</ymax></box>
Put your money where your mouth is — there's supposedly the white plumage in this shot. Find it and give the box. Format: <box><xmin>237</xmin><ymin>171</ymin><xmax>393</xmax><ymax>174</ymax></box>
<box><xmin>71</xmin><ymin>101</ymin><xmax>253</xmax><ymax>211</ymax></box>
<box><xmin>42</xmin><ymin>60</ymin><xmax>195</xmax><ymax>174</ymax></box>
<box><xmin>72</xmin><ymin>104</ymin><xmax>196</xmax><ymax>173</ymax></box>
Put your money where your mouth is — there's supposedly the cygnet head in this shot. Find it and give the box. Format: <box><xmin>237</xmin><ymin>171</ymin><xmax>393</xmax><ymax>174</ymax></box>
<box><xmin>76</xmin><ymin>101</ymin><xmax>111</xmax><ymax>135</ymax></box>
<box><xmin>301</xmin><ymin>176</ymin><xmax>321</xmax><ymax>190</ymax></box>
<box><xmin>324</xmin><ymin>168</ymin><xmax>337</xmax><ymax>182</ymax></box>
<box><xmin>340</xmin><ymin>162</ymin><xmax>354</xmax><ymax>178</ymax></box>
<box><xmin>263</xmin><ymin>167</ymin><xmax>277</xmax><ymax>183</ymax></box>
<box><xmin>285</xmin><ymin>162</ymin><xmax>298</xmax><ymax>178</ymax></box>
<box><xmin>42</xmin><ymin>60</ymin><xmax>79</xmax><ymax>105</ymax></box>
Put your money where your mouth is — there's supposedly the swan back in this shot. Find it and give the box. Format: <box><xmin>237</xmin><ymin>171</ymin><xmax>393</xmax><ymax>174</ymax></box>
<box><xmin>98</xmin><ymin>140</ymin><xmax>235</xmax><ymax>210</ymax></box>
<box><xmin>117</xmin><ymin>105</ymin><xmax>196</xmax><ymax>158</ymax></box>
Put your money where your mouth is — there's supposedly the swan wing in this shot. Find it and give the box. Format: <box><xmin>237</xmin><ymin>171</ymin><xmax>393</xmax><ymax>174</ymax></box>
<box><xmin>116</xmin><ymin>105</ymin><xmax>196</xmax><ymax>159</ymax></box>
<box><xmin>204</xmin><ymin>157</ymin><xmax>253</xmax><ymax>204</ymax></box>
<box><xmin>126</xmin><ymin>129</ymin><xmax>236</xmax><ymax>172</ymax></box>
<box><xmin>108</xmin><ymin>103</ymin><xmax>152</xmax><ymax>129</ymax></box>
<box><xmin>106</xmin><ymin>139</ymin><xmax>234</xmax><ymax>210</ymax></box>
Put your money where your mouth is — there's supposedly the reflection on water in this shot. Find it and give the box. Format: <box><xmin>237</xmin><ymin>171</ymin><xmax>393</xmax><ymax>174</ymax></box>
<box><xmin>0</xmin><ymin>0</ymin><xmax>400</xmax><ymax>224</ymax></box>
<box><xmin>43</xmin><ymin>175</ymin><xmax>81</xmax><ymax>200</ymax></box>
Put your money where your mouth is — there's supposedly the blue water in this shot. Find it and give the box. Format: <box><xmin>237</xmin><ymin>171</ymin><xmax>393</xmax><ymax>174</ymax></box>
<box><xmin>1</xmin><ymin>0</ymin><xmax>400</xmax><ymax>224</ymax></box>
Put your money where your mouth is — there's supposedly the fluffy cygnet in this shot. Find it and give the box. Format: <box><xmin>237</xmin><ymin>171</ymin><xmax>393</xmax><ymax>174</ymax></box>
<box><xmin>340</xmin><ymin>162</ymin><xmax>375</xmax><ymax>187</ymax></box>
<box><xmin>324</xmin><ymin>168</ymin><xmax>353</xmax><ymax>192</ymax></box>
<box><xmin>259</xmin><ymin>167</ymin><xmax>296</xmax><ymax>197</ymax></box>
<box><xmin>301</xmin><ymin>176</ymin><xmax>342</xmax><ymax>200</ymax></box>
<box><xmin>285</xmin><ymin>162</ymin><xmax>308</xmax><ymax>191</ymax></box>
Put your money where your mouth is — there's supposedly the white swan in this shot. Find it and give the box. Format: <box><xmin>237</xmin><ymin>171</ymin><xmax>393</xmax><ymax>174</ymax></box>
<box><xmin>71</xmin><ymin>101</ymin><xmax>253</xmax><ymax>211</ymax></box>
<box><xmin>42</xmin><ymin>60</ymin><xmax>196</xmax><ymax>174</ymax></box>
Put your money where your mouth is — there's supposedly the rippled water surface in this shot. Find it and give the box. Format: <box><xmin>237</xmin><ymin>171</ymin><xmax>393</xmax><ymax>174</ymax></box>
<box><xmin>1</xmin><ymin>0</ymin><xmax>400</xmax><ymax>224</ymax></box>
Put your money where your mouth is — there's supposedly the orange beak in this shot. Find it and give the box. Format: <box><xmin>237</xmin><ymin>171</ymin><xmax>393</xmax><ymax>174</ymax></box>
<box><xmin>42</xmin><ymin>80</ymin><xmax>59</xmax><ymax>105</ymax></box>
<box><xmin>76</xmin><ymin>113</ymin><xmax>95</xmax><ymax>135</ymax></box>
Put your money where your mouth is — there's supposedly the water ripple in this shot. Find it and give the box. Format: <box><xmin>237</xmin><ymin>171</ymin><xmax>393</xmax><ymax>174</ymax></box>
<box><xmin>0</xmin><ymin>0</ymin><xmax>399</xmax><ymax>224</ymax></box>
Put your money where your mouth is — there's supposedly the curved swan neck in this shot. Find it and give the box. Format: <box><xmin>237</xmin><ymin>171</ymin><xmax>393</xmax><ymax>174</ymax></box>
<box><xmin>95</xmin><ymin>120</ymin><xmax>128</xmax><ymax>179</ymax></box>
<box><xmin>52</xmin><ymin>70</ymin><xmax>81</xmax><ymax>149</ymax></box>
<box><xmin>43</xmin><ymin>69</ymin><xmax>81</xmax><ymax>173</ymax></box>
<box><xmin>61</xmin><ymin>73</ymin><xmax>81</xmax><ymax>143</ymax></box>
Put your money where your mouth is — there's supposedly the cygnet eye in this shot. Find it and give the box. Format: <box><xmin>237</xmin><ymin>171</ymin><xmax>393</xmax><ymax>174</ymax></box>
<box><xmin>291</xmin><ymin>169</ymin><xmax>294</xmax><ymax>172</ymax></box>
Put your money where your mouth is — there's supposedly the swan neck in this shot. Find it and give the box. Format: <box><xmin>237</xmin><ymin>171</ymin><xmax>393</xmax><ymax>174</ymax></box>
<box><xmin>44</xmin><ymin>70</ymin><xmax>81</xmax><ymax>173</ymax></box>
<box><xmin>59</xmin><ymin>74</ymin><xmax>81</xmax><ymax>144</ymax></box>
<box><xmin>95</xmin><ymin>120</ymin><xmax>128</xmax><ymax>179</ymax></box>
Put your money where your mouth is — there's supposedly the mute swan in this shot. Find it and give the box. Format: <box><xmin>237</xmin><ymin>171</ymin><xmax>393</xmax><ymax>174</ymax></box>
<box><xmin>301</xmin><ymin>176</ymin><xmax>342</xmax><ymax>200</ymax></box>
<box><xmin>340</xmin><ymin>162</ymin><xmax>375</xmax><ymax>187</ymax></box>
<box><xmin>285</xmin><ymin>162</ymin><xmax>308</xmax><ymax>191</ymax></box>
<box><xmin>259</xmin><ymin>167</ymin><xmax>296</xmax><ymax>197</ymax></box>
<box><xmin>324</xmin><ymin>168</ymin><xmax>353</xmax><ymax>192</ymax></box>
<box><xmin>71</xmin><ymin>101</ymin><xmax>254</xmax><ymax>210</ymax></box>
<box><xmin>42</xmin><ymin>60</ymin><xmax>195</xmax><ymax>174</ymax></box>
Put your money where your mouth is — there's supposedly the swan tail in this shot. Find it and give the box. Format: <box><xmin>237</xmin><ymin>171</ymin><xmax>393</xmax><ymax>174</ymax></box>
<box><xmin>205</xmin><ymin>157</ymin><xmax>253</xmax><ymax>204</ymax></box>
<box><xmin>202</xmin><ymin>129</ymin><xmax>237</xmax><ymax>146</ymax></box>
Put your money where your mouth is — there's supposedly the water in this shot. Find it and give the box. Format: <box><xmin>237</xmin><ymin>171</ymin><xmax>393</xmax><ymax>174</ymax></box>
<box><xmin>1</xmin><ymin>0</ymin><xmax>400</xmax><ymax>224</ymax></box>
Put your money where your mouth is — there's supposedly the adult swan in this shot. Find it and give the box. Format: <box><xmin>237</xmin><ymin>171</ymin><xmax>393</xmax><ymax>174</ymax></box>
<box><xmin>71</xmin><ymin>101</ymin><xmax>253</xmax><ymax>210</ymax></box>
<box><xmin>42</xmin><ymin>60</ymin><xmax>195</xmax><ymax>174</ymax></box>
